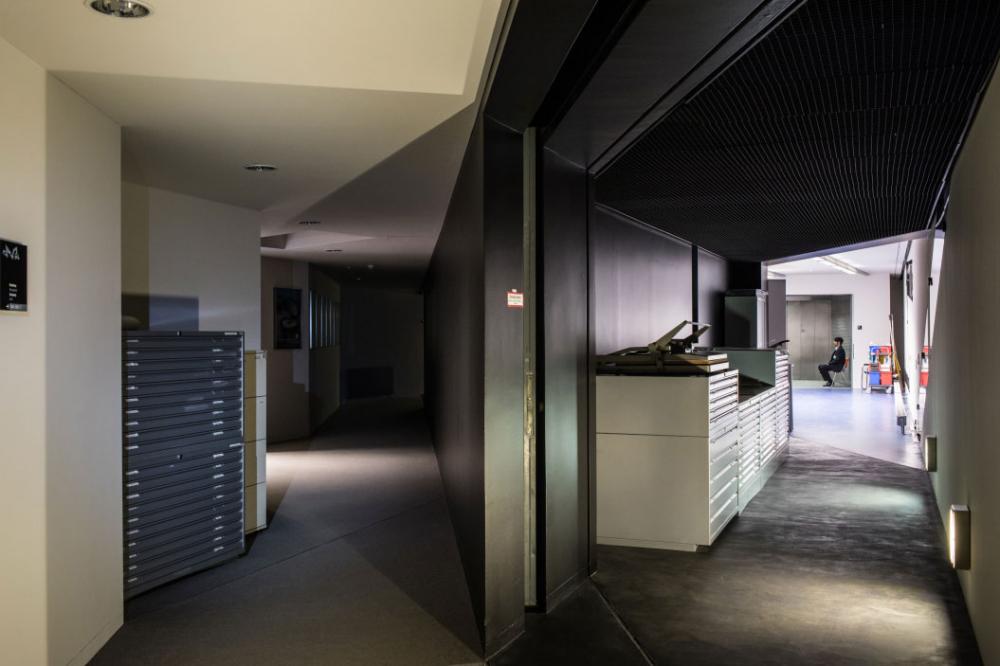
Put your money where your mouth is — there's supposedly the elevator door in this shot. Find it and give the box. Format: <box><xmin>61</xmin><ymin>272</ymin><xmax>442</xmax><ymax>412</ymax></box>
<box><xmin>788</xmin><ymin>298</ymin><xmax>833</xmax><ymax>381</ymax></box>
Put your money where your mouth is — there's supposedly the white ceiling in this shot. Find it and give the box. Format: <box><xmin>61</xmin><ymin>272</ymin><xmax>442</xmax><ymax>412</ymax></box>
<box><xmin>768</xmin><ymin>238</ymin><xmax>945</xmax><ymax>276</ymax></box>
<box><xmin>0</xmin><ymin>0</ymin><xmax>506</xmax><ymax>288</ymax></box>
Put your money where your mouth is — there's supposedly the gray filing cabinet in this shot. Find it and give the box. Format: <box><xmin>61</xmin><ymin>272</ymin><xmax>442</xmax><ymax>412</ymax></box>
<box><xmin>122</xmin><ymin>331</ymin><xmax>245</xmax><ymax>598</ymax></box>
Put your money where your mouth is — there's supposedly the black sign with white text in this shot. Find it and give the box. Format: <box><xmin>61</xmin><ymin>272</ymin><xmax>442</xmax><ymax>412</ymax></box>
<box><xmin>0</xmin><ymin>239</ymin><xmax>27</xmax><ymax>312</ymax></box>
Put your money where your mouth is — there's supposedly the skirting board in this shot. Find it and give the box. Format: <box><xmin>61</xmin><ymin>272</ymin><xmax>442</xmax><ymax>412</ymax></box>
<box><xmin>597</xmin><ymin>536</ymin><xmax>700</xmax><ymax>552</ymax></box>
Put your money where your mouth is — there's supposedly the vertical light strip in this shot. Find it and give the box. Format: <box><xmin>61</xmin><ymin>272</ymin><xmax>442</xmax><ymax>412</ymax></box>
<box><xmin>924</xmin><ymin>435</ymin><xmax>937</xmax><ymax>472</ymax></box>
<box><xmin>949</xmin><ymin>504</ymin><xmax>971</xmax><ymax>570</ymax></box>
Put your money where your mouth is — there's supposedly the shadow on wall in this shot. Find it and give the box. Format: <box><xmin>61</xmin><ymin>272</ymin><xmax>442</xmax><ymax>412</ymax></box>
<box><xmin>122</xmin><ymin>293</ymin><xmax>199</xmax><ymax>330</ymax></box>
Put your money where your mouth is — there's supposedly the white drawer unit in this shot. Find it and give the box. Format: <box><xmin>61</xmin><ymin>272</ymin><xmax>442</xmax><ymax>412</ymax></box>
<box><xmin>243</xmin><ymin>350</ymin><xmax>268</xmax><ymax>535</ymax></box>
<box><xmin>596</xmin><ymin>371</ymin><xmax>742</xmax><ymax>551</ymax></box>
<box><xmin>732</xmin><ymin>350</ymin><xmax>792</xmax><ymax>513</ymax></box>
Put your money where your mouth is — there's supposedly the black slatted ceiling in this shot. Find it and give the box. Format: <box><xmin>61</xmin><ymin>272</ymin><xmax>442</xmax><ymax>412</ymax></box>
<box><xmin>595</xmin><ymin>0</ymin><xmax>1000</xmax><ymax>262</ymax></box>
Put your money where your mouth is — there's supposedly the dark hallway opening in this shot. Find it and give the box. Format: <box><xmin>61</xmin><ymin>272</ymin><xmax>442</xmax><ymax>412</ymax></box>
<box><xmin>93</xmin><ymin>398</ymin><xmax>480</xmax><ymax>665</ymax></box>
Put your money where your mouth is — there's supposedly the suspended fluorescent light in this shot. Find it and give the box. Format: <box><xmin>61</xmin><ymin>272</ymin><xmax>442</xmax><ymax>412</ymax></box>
<box><xmin>814</xmin><ymin>256</ymin><xmax>869</xmax><ymax>275</ymax></box>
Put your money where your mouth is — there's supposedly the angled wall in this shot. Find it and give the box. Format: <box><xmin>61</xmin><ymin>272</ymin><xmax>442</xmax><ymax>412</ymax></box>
<box><xmin>924</xmin><ymin>64</ymin><xmax>1000</xmax><ymax>666</ymax></box>
<box><xmin>424</xmin><ymin>118</ymin><xmax>489</xmax><ymax>648</ymax></box>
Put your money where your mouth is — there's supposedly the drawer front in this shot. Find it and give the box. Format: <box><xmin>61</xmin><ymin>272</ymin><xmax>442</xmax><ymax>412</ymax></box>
<box><xmin>710</xmin><ymin>456</ymin><xmax>739</xmax><ymax>496</ymax></box>
<box><xmin>124</xmin><ymin>501</ymin><xmax>243</xmax><ymax>542</ymax></box>
<box><xmin>125</xmin><ymin>471</ymin><xmax>244</xmax><ymax>509</ymax></box>
<box><xmin>709</xmin><ymin>427</ymin><xmax>739</xmax><ymax>460</ymax></box>
<box><xmin>126</xmin><ymin>520</ymin><xmax>244</xmax><ymax>565</ymax></box>
<box><xmin>124</xmin><ymin>407</ymin><xmax>243</xmax><ymax>435</ymax></box>
<box><xmin>125</xmin><ymin>541</ymin><xmax>243</xmax><ymax>598</ymax></box>
<box><xmin>124</xmin><ymin>430</ymin><xmax>243</xmax><ymax>458</ymax></box>
<box><xmin>126</xmin><ymin>440</ymin><xmax>243</xmax><ymax>474</ymax></box>
<box><xmin>123</xmin><ymin>398</ymin><xmax>244</xmax><ymax>424</ymax></box>
<box><xmin>709</xmin><ymin>492</ymin><xmax>738</xmax><ymax>541</ymax></box>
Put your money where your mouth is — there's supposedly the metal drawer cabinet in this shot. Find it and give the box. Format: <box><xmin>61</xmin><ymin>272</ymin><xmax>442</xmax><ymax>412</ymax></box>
<box><xmin>122</xmin><ymin>331</ymin><xmax>245</xmax><ymax>599</ymax></box>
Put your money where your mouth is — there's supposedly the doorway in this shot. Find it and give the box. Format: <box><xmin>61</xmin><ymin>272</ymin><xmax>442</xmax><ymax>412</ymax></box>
<box><xmin>787</xmin><ymin>295</ymin><xmax>853</xmax><ymax>386</ymax></box>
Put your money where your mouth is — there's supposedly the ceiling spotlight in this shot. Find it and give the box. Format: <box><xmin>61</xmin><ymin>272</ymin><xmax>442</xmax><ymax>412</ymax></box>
<box><xmin>88</xmin><ymin>0</ymin><xmax>152</xmax><ymax>18</ymax></box>
<box><xmin>244</xmin><ymin>164</ymin><xmax>277</xmax><ymax>172</ymax></box>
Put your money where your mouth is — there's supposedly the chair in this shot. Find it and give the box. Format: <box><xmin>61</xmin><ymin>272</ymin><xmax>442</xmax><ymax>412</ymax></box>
<box><xmin>830</xmin><ymin>357</ymin><xmax>849</xmax><ymax>387</ymax></box>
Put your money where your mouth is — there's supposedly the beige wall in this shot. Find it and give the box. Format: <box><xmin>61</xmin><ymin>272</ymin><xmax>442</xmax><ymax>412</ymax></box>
<box><xmin>122</xmin><ymin>183</ymin><xmax>262</xmax><ymax>350</ymax></box>
<box><xmin>0</xmin><ymin>36</ymin><xmax>50</xmax><ymax>666</ymax></box>
<box><xmin>0</xmin><ymin>37</ymin><xmax>122</xmax><ymax>665</ymax></box>
<box><xmin>924</xmin><ymin>66</ymin><xmax>1000</xmax><ymax>665</ymax></box>
<box><xmin>261</xmin><ymin>257</ymin><xmax>311</xmax><ymax>442</ymax></box>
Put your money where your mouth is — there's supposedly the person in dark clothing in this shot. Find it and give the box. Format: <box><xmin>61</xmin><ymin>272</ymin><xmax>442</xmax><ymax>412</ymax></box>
<box><xmin>819</xmin><ymin>337</ymin><xmax>847</xmax><ymax>387</ymax></box>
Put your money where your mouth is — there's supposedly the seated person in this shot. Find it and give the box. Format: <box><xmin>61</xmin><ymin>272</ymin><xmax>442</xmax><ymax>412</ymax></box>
<box><xmin>818</xmin><ymin>337</ymin><xmax>847</xmax><ymax>387</ymax></box>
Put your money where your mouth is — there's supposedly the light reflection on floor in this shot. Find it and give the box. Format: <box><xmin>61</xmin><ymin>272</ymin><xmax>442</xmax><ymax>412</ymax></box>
<box><xmin>793</xmin><ymin>387</ymin><xmax>922</xmax><ymax>468</ymax></box>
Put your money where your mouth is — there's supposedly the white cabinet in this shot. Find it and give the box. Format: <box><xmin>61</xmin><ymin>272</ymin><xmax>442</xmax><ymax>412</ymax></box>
<box><xmin>244</xmin><ymin>350</ymin><xmax>268</xmax><ymax>534</ymax></box>
<box><xmin>596</xmin><ymin>371</ymin><xmax>741</xmax><ymax>551</ymax></box>
<box><xmin>596</xmin><ymin>351</ymin><xmax>792</xmax><ymax>551</ymax></box>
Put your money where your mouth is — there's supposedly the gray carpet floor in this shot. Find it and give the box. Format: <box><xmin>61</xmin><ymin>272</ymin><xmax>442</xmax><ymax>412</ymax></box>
<box><xmin>591</xmin><ymin>436</ymin><xmax>981</xmax><ymax>665</ymax></box>
<box><xmin>91</xmin><ymin>398</ymin><xmax>482</xmax><ymax>666</ymax></box>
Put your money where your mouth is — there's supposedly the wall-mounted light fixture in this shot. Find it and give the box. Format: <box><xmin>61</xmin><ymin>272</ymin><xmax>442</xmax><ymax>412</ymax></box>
<box><xmin>925</xmin><ymin>436</ymin><xmax>938</xmax><ymax>472</ymax></box>
<box><xmin>949</xmin><ymin>504</ymin><xmax>971</xmax><ymax>570</ymax></box>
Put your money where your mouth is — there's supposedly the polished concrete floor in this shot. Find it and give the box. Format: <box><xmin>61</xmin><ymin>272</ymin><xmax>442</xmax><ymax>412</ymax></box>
<box><xmin>498</xmin><ymin>390</ymin><xmax>978</xmax><ymax>665</ymax></box>
<box><xmin>793</xmin><ymin>387</ymin><xmax>921</xmax><ymax>468</ymax></box>
<box><xmin>591</xmin><ymin>437</ymin><xmax>979</xmax><ymax>665</ymax></box>
<box><xmin>92</xmin><ymin>398</ymin><xmax>482</xmax><ymax>666</ymax></box>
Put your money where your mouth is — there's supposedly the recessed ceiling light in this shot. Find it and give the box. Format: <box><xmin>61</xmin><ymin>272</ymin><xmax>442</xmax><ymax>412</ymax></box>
<box><xmin>88</xmin><ymin>0</ymin><xmax>152</xmax><ymax>18</ymax></box>
<box><xmin>298</xmin><ymin>220</ymin><xmax>320</xmax><ymax>226</ymax></box>
<box><xmin>244</xmin><ymin>164</ymin><xmax>277</xmax><ymax>172</ymax></box>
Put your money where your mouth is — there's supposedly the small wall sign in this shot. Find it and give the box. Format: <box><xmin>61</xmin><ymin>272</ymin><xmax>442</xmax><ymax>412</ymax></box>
<box><xmin>506</xmin><ymin>289</ymin><xmax>524</xmax><ymax>309</ymax></box>
<box><xmin>0</xmin><ymin>239</ymin><xmax>27</xmax><ymax>312</ymax></box>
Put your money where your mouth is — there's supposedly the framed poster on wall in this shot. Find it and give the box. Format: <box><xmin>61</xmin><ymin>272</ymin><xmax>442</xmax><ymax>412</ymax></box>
<box><xmin>274</xmin><ymin>287</ymin><xmax>302</xmax><ymax>349</ymax></box>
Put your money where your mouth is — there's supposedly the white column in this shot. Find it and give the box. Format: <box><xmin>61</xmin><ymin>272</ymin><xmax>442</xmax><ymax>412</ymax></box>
<box><xmin>906</xmin><ymin>233</ymin><xmax>934</xmax><ymax>436</ymax></box>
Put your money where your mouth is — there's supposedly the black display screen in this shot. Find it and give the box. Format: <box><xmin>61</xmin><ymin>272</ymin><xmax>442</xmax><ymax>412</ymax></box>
<box><xmin>0</xmin><ymin>239</ymin><xmax>27</xmax><ymax>312</ymax></box>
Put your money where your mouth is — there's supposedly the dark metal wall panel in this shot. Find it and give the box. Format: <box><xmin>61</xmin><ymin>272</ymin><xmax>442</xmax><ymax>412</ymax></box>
<box><xmin>481</xmin><ymin>117</ymin><xmax>527</xmax><ymax>650</ymax></box>
<box><xmin>697</xmin><ymin>249</ymin><xmax>729</xmax><ymax>348</ymax></box>
<box><xmin>486</xmin><ymin>0</ymin><xmax>601</xmax><ymax>132</ymax></box>
<box><xmin>539</xmin><ymin>148</ymin><xmax>590</xmax><ymax>605</ymax></box>
<box><xmin>766</xmin><ymin>278</ymin><xmax>787</xmax><ymax>346</ymax></box>
<box><xmin>592</xmin><ymin>207</ymin><xmax>693</xmax><ymax>354</ymax></box>
<box><xmin>423</xmin><ymin>121</ymin><xmax>487</xmax><ymax>644</ymax></box>
<box><xmin>597</xmin><ymin>0</ymin><xmax>1000</xmax><ymax>261</ymax></box>
<box><xmin>546</xmin><ymin>0</ymin><xmax>768</xmax><ymax>166</ymax></box>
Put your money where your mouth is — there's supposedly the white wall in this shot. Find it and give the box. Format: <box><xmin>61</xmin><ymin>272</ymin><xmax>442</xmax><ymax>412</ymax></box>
<box><xmin>0</xmin><ymin>37</ymin><xmax>122</xmax><ymax>666</ymax></box>
<box><xmin>784</xmin><ymin>272</ymin><xmax>892</xmax><ymax>388</ymax></box>
<box><xmin>0</xmin><ymin>36</ymin><xmax>50</xmax><ymax>666</ymax></box>
<box><xmin>261</xmin><ymin>257</ymin><xmax>311</xmax><ymax>442</ymax></box>
<box><xmin>924</xmin><ymin>64</ymin><xmax>1000</xmax><ymax>666</ymax></box>
<box><xmin>122</xmin><ymin>183</ymin><xmax>262</xmax><ymax>350</ymax></box>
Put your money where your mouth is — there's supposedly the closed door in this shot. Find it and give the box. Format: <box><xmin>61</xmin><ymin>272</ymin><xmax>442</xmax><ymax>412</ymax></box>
<box><xmin>788</xmin><ymin>298</ymin><xmax>833</xmax><ymax>380</ymax></box>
